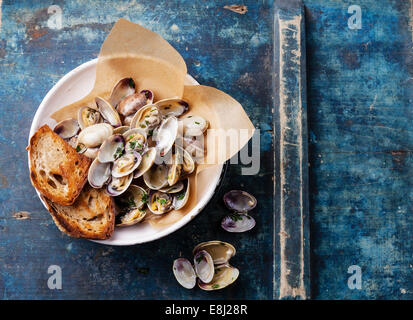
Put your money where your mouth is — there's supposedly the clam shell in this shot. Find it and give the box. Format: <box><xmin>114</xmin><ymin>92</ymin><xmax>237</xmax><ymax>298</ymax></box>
<box><xmin>83</xmin><ymin>147</ymin><xmax>99</xmax><ymax>159</ymax></box>
<box><xmin>78</xmin><ymin>106</ymin><xmax>102</xmax><ymax>130</ymax></box>
<box><xmin>167</xmin><ymin>153</ymin><xmax>183</xmax><ymax>186</ymax></box>
<box><xmin>96</xmin><ymin>96</ymin><xmax>122</xmax><ymax>128</ymax></box>
<box><xmin>77</xmin><ymin>123</ymin><xmax>113</xmax><ymax>148</ymax></box>
<box><xmin>182</xmin><ymin>115</ymin><xmax>209</xmax><ymax>136</ymax></box>
<box><xmin>221</xmin><ymin>213</ymin><xmax>256</xmax><ymax>233</ymax></box>
<box><xmin>194</xmin><ymin>250</ymin><xmax>214</xmax><ymax>284</ymax></box>
<box><xmin>130</xmin><ymin>104</ymin><xmax>161</xmax><ymax>132</ymax></box>
<box><xmin>134</xmin><ymin>147</ymin><xmax>157</xmax><ymax>178</ymax></box>
<box><xmin>123</xmin><ymin>128</ymin><xmax>147</xmax><ymax>153</ymax></box>
<box><xmin>109</xmin><ymin>77</ymin><xmax>136</xmax><ymax>108</ymax></box>
<box><xmin>106</xmin><ymin>173</ymin><xmax>133</xmax><ymax>196</ymax></box>
<box><xmin>193</xmin><ymin>241</ymin><xmax>236</xmax><ymax>265</ymax></box>
<box><xmin>155</xmin><ymin>98</ymin><xmax>189</xmax><ymax>118</ymax></box>
<box><xmin>88</xmin><ymin>158</ymin><xmax>111</xmax><ymax>188</ymax></box>
<box><xmin>115</xmin><ymin>185</ymin><xmax>148</xmax><ymax>226</ymax></box>
<box><xmin>143</xmin><ymin>164</ymin><xmax>169</xmax><ymax>190</ymax></box>
<box><xmin>198</xmin><ymin>264</ymin><xmax>239</xmax><ymax>291</ymax></box>
<box><xmin>112</xmin><ymin>151</ymin><xmax>142</xmax><ymax>178</ymax></box>
<box><xmin>223</xmin><ymin>190</ymin><xmax>257</xmax><ymax>212</ymax></box>
<box><xmin>159</xmin><ymin>181</ymin><xmax>184</xmax><ymax>193</ymax></box>
<box><xmin>173</xmin><ymin>258</ymin><xmax>197</xmax><ymax>289</ymax></box>
<box><xmin>117</xmin><ymin>90</ymin><xmax>153</xmax><ymax>117</ymax></box>
<box><xmin>53</xmin><ymin>119</ymin><xmax>79</xmax><ymax>139</ymax></box>
<box><xmin>172</xmin><ymin>179</ymin><xmax>190</xmax><ymax>210</ymax></box>
<box><xmin>154</xmin><ymin>116</ymin><xmax>179</xmax><ymax>157</ymax></box>
<box><xmin>97</xmin><ymin>134</ymin><xmax>125</xmax><ymax>163</ymax></box>
<box><xmin>148</xmin><ymin>190</ymin><xmax>173</xmax><ymax>214</ymax></box>
<box><xmin>113</xmin><ymin>126</ymin><xmax>130</xmax><ymax>135</ymax></box>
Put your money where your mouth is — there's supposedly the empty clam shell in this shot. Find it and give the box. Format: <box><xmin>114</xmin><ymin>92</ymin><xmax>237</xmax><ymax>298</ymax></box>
<box><xmin>117</xmin><ymin>90</ymin><xmax>153</xmax><ymax>117</ymax></box>
<box><xmin>154</xmin><ymin>116</ymin><xmax>179</xmax><ymax>157</ymax></box>
<box><xmin>123</xmin><ymin>128</ymin><xmax>147</xmax><ymax>153</ymax></box>
<box><xmin>77</xmin><ymin>123</ymin><xmax>113</xmax><ymax>148</ymax></box>
<box><xmin>115</xmin><ymin>185</ymin><xmax>148</xmax><ymax>226</ymax></box>
<box><xmin>155</xmin><ymin>98</ymin><xmax>189</xmax><ymax>118</ymax></box>
<box><xmin>223</xmin><ymin>190</ymin><xmax>257</xmax><ymax>212</ymax></box>
<box><xmin>143</xmin><ymin>164</ymin><xmax>169</xmax><ymax>190</ymax></box>
<box><xmin>221</xmin><ymin>213</ymin><xmax>256</xmax><ymax>233</ymax></box>
<box><xmin>112</xmin><ymin>151</ymin><xmax>142</xmax><ymax>178</ymax></box>
<box><xmin>109</xmin><ymin>77</ymin><xmax>136</xmax><ymax>108</ymax></box>
<box><xmin>96</xmin><ymin>96</ymin><xmax>122</xmax><ymax>128</ymax></box>
<box><xmin>173</xmin><ymin>258</ymin><xmax>197</xmax><ymax>289</ymax></box>
<box><xmin>193</xmin><ymin>241</ymin><xmax>236</xmax><ymax>265</ymax></box>
<box><xmin>194</xmin><ymin>250</ymin><xmax>215</xmax><ymax>284</ymax></box>
<box><xmin>113</xmin><ymin>126</ymin><xmax>130</xmax><ymax>135</ymax></box>
<box><xmin>198</xmin><ymin>264</ymin><xmax>239</xmax><ymax>291</ymax></box>
<box><xmin>159</xmin><ymin>181</ymin><xmax>184</xmax><ymax>193</ymax></box>
<box><xmin>148</xmin><ymin>190</ymin><xmax>173</xmax><ymax>214</ymax></box>
<box><xmin>78</xmin><ymin>106</ymin><xmax>102</xmax><ymax>130</ymax></box>
<box><xmin>134</xmin><ymin>147</ymin><xmax>157</xmax><ymax>178</ymax></box>
<box><xmin>88</xmin><ymin>158</ymin><xmax>111</xmax><ymax>189</ymax></box>
<box><xmin>106</xmin><ymin>173</ymin><xmax>133</xmax><ymax>196</ymax></box>
<box><xmin>182</xmin><ymin>115</ymin><xmax>209</xmax><ymax>136</ymax></box>
<box><xmin>97</xmin><ymin>134</ymin><xmax>125</xmax><ymax>163</ymax></box>
<box><xmin>172</xmin><ymin>179</ymin><xmax>190</xmax><ymax>210</ymax></box>
<box><xmin>54</xmin><ymin>119</ymin><xmax>79</xmax><ymax>139</ymax></box>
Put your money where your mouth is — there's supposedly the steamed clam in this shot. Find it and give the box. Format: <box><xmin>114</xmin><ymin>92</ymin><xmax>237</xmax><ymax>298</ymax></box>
<box><xmin>109</xmin><ymin>77</ymin><xmax>136</xmax><ymax>108</ymax></box>
<box><xmin>143</xmin><ymin>164</ymin><xmax>169</xmax><ymax>190</ymax></box>
<box><xmin>134</xmin><ymin>147</ymin><xmax>157</xmax><ymax>178</ymax></box>
<box><xmin>154</xmin><ymin>116</ymin><xmax>179</xmax><ymax>157</ymax></box>
<box><xmin>97</xmin><ymin>134</ymin><xmax>125</xmax><ymax>163</ymax></box>
<box><xmin>107</xmin><ymin>173</ymin><xmax>133</xmax><ymax>196</ymax></box>
<box><xmin>112</xmin><ymin>151</ymin><xmax>142</xmax><ymax>178</ymax></box>
<box><xmin>117</xmin><ymin>89</ymin><xmax>153</xmax><ymax>117</ymax></box>
<box><xmin>173</xmin><ymin>258</ymin><xmax>197</xmax><ymax>289</ymax></box>
<box><xmin>130</xmin><ymin>104</ymin><xmax>161</xmax><ymax>133</ymax></box>
<box><xmin>96</xmin><ymin>96</ymin><xmax>122</xmax><ymax>128</ymax></box>
<box><xmin>115</xmin><ymin>185</ymin><xmax>148</xmax><ymax>226</ymax></box>
<box><xmin>53</xmin><ymin>119</ymin><xmax>79</xmax><ymax>139</ymax></box>
<box><xmin>182</xmin><ymin>115</ymin><xmax>209</xmax><ymax>136</ymax></box>
<box><xmin>78</xmin><ymin>106</ymin><xmax>102</xmax><ymax>129</ymax></box>
<box><xmin>88</xmin><ymin>158</ymin><xmax>111</xmax><ymax>188</ymax></box>
<box><xmin>123</xmin><ymin>128</ymin><xmax>147</xmax><ymax>153</ymax></box>
<box><xmin>155</xmin><ymin>98</ymin><xmax>189</xmax><ymax>118</ymax></box>
<box><xmin>77</xmin><ymin>123</ymin><xmax>113</xmax><ymax>148</ymax></box>
<box><xmin>148</xmin><ymin>191</ymin><xmax>173</xmax><ymax>214</ymax></box>
<box><xmin>221</xmin><ymin>190</ymin><xmax>257</xmax><ymax>233</ymax></box>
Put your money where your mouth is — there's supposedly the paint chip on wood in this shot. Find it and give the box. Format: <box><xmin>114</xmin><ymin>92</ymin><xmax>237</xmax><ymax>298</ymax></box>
<box><xmin>13</xmin><ymin>211</ymin><xmax>31</xmax><ymax>220</ymax></box>
<box><xmin>224</xmin><ymin>5</ymin><xmax>248</xmax><ymax>15</ymax></box>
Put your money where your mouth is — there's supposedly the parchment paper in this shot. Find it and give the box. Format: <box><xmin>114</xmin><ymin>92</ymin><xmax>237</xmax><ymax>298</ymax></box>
<box><xmin>50</xmin><ymin>19</ymin><xmax>255</xmax><ymax>229</ymax></box>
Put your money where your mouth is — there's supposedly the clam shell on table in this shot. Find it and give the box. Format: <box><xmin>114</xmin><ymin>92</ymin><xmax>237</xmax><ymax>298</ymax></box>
<box><xmin>106</xmin><ymin>173</ymin><xmax>133</xmax><ymax>196</ymax></box>
<box><xmin>198</xmin><ymin>264</ymin><xmax>239</xmax><ymax>291</ymax></box>
<box><xmin>97</xmin><ymin>134</ymin><xmax>125</xmax><ymax>163</ymax></box>
<box><xmin>155</xmin><ymin>98</ymin><xmax>189</xmax><ymax>118</ymax></box>
<box><xmin>77</xmin><ymin>123</ymin><xmax>113</xmax><ymax>148</ymax></box>
<box><xmin>109</xmin><ymin>77</ymin><xmax>136</xmax><ymax>108</ymax></box>
<box><xmin>117</xmin><ymin>89</ymin><xmax>153</xmax><ymax>117</ymax></box>
<box><xmin>173</xmin><ymin>258</ymin><xmax>197</xmax><ymax>289</ymax></box>
<box><xmin>112</xmin><ymin>151</ymin><xmax>142</xmax><ymax>178</ymax></box>
<box><xmin>193</xmin><ymin>241</ymin><xmax>236</xmax><ymax>265</ymax></box>
<box><xmin>223</xmin><ymin>190</ymin><xmax>257</xmax><ymax>212</ymax></box>
<box><xmin>53</xmin><ymin>119</ymin><xmax>79</xmax><ymax>139</ymax></box>
<box><xmin>221</xmin><ymin>213</ymin><xmax>256</xmax><ymax>233</ymax></box>
<box><xmin>193</xmin><ymin>250</ymin><xmax>215</xmax><ymax>284</ymax></box>
<box><xmin>134</xmin><ymin>147</ymin><xmax>157</xmax><ymax>178</ymax></box>
<box><xmin>115</xmin><ymin>185</ymin><xmax>148</xmax><ymax>226</ymax></box>
<box><xmin>78</xmin><ymin>106</ymin><xmax>102</xmax><ymax>130</ymax></box>
<box><xmin>143</xmin><ymin>164</ymin><xmax>169</xmax><ymax>190</ymax></box>
<box><xmin>95</xmin><ymin>96</ymin><xmax>122</xmax><ymax>128</ymax></box>
<box><xmin>88</xmin><ymin>158</ymin><xmax>111</xmax><ymax>189</ymax></box>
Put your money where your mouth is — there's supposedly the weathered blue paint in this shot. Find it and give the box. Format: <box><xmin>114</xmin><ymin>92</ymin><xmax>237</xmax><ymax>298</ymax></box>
<box><xmin>0</xmin><ymin>0</ymin><xmax>412</xmax><ymax>300</ymax></box>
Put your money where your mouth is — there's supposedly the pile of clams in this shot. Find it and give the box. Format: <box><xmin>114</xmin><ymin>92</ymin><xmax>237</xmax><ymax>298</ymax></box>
<box><xmin>221</xmin><ymin>190</ymin><xmax>257</xmax><ymax>233</ymax></box>
<box><xmin>173</xmin><ymin>241</ymin><xmax>239</xmax><ymax>290</ymax></box>
<box><xmin>53</xmin><ymin>77</ymin><xmax>209</xmax><ymax>226</ymax></box>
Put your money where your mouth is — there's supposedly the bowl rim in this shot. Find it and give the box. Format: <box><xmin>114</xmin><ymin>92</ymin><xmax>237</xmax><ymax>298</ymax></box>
<box><xmin>28</xmin><ymin>58</ymin><xmax>225</xmax><ymax>246</ymax></box>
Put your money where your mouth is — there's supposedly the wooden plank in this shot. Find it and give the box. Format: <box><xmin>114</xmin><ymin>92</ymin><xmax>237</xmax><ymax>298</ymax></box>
<box><xmin>273</xmin><ymin>0</ymin><xmax>310</xmax><ymax>299</ymax></box>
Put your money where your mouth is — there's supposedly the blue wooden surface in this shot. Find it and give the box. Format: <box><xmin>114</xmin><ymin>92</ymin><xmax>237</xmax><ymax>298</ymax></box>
<box><xmin>0</xmin><ymin>0</ymin><xmax>412</xmax><ymax>300</ymax></box>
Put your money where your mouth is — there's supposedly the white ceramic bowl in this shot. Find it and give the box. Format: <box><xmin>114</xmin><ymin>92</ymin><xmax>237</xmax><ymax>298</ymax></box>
<box><xmin>28</xmin><ymin>59</ymin><xmax>224</xmax><ymax>246</ymax></box>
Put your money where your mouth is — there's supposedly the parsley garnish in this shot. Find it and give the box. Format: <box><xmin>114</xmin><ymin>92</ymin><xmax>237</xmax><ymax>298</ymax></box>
<box><xmin>212</xmin><ymin>284</ymin><xmax>220</xmax><ymax>289</ymax></box>
<box><xmin>141</xmin><ymin>193</ymin><xmax>148</xmax><ymax>204</ymax></box>
<box><xmin>195</xmin><ymin>253</ymin><xmax>204</xmax><ymax>264</ymax></box>
<box><xmin>114</xmin><ymin>146</ymin><xmax>123</xmax><ymax>159</ymax></box>
<box><xmin>177</xmin><ymin>192</ymin><xmax>185</xmax><ymax>200</ymax></box>
<box><xmin>76</xmin><ymin>145</ymin><xmax>82</xmax><ymax>152</ymax></box>
<box><xmin>195</xmin><ymin>121</ymin><xmax>200</xmax><ymax>125</ymax></box>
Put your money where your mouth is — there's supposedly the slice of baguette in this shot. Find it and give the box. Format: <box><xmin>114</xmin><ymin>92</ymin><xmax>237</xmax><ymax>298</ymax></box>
<box><xmin>28</xmin><ymin>124</ymin><xmax>91</xmax><ymax>205</ymax></box>
<box><xmin>42</xmin><ymin>184</ymin><xmax>115</xmax><ymax>240</ymax></box>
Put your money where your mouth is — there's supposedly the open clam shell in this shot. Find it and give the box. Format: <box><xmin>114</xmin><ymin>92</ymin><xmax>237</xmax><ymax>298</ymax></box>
<box><xmin>109</xmin><ymin>77</ymin><xmax>136</xmax><ymax>108</ymax></box>
<box><xmin>96</xmin><ymin>96</ymin><xmax>122</xmax><ymax>128</ymax></box>
<box><xmin>143</xmin><ymin>164</ymin><xmax>169</xmax><ymax>190</ymax></box>
<box><xmin>83</xmin><ymin>147</ymin><xmax>99</xmax><ymax>159</ymax></box>
<box><xmin>123</xmin><ymin>128</ymin><xmax>147</xmax><ymax>153</ymax></box>
<box><xmin>172</xmin><ymin>179</ymin><xmax>190</xmax><ymax>210</ymax></box>
<box><xmin>88</xmin><ymin>158</ymin><xmax>111</xmax><ymax>188</ymax></box>
<box><xmin>167</xmin><ymin>153</ymin><xmax>183</xmax><ymax>186</ymax></box>
<box><xmin>193</xmin><ymin>241</ymin><xmax>236</xmax><ymax>265</ymax></box>
<box><xmin>223</xmin><ymin>190</ymin><xmax>257</xmax><ymax>212</ymax></box>
<box><xmin>106</xmin><ymin>173</ymin><xmax>133</xmax><ymax>196</ymax></box>
<box><xmin>159</xmin><ymin>181</ymin><xmax>184</xmax><ymax>193</ymax></box>
<box><xmin>112</xmin><ymin>151</ymin><xmax>142</xmax><ymax>178</ymax></box>
<box><xmin>134</xmin><ymin>147</ymin><xmax>157</xmax><ymax>178</ymax></box>
<box><xmin>221</xmin><ymin>213</ymin><xmax>256</xmax><ymax>233</ymax></box>
<box><xmin>77</xmin><ymin>123</ymin><xmax>113</xmax><ymax>148</ymax></box>
<box><xmin>78</xmin><ymin>106</ymin><xmax>102</xmax><ymax>130</ymax></box>
<box><xmin>113</xmin><ymin>126</ymin><xmax>130</xmax><ymax>135</ymax></box>
<box><xmin>53</xmin><ymin>119</ymin><xmax>79</xmax><ymax>139</ymax></box>
<box><xmin>173</xmin><ymin>258</ymin><xmax>197</xmax><ymax>289</ymax></box>
<box><xmin>148</xmin><ymin>190</ymin><xmax>173</xmax><ymax>215</ymax></box>
<box><xmin>155</xmin><ymin>98</ymin><xmax>189</xmax><ymax>118</ymax></box>
<box><xmin>115</xmin><ymin>185</ymin><xmax>148</xmax><ymax>226</ymax></box>
<box><xmin>182</xmin><ymin>115</ymin><xmax>209</xmax><ymax>136</ymax></box>
<box><xmin>97</xmin><ymin>134</ymin><xmax>125</xmax><ymax>163</ymax></box>
<box><xmin>194</xmin><ymin>250</ymin><xmax>215</xmax><ymax>284</ymax></box>
<box><xmin>198</xmin><ymin>264</ymin><xmax>239</xmax><ymax>291</ymax></box>
<box><xmin>154</xmin><ymin>116</ymin><xmax>179</xmax><ymax>157</ymax></box>
<box><xmin>117</xmin><ymin>89</ymin><xmax>153</xmax><ymax>117</ymax></box>
<box><xmin>130</xmin><ymin>104</ymin><xmax>161</xmax><ymax>132</ymax></box>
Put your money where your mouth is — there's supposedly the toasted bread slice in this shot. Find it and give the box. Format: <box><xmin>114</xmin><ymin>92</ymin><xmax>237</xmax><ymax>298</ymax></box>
<box><xmin>28</xmin><ymin>125</ymin><xmax>91</xmax><ymax>205</ymax></box>
<box><xmin>42</xmin><ymin>184</ymin><xmax>115</xmax><ymax>240</ymax></box>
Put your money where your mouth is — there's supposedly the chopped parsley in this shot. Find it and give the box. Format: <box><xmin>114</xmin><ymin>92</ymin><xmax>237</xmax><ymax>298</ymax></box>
<box><xmin>141</xmin><ymin>193</ymin><xmax>148</xmax><ymax>204</ymax></box>
<box><xmin>114</xmin><ymin>146</ymin><xmax>123</xmax><ymax>159</ymax></box>
<box><xmin>159</xmin><ymin>198</ymin><xmax>167</xmax><ymax>205</ymax></box>
<box><xmin>195</xmin><ymin>253</ymin><xmax>204</xmax><ymax>264</ymax></box>
<box><xmin>212</xmin><ymin>284</ymin><xmax>220</xmax><ymax>289</ymax></box>
<box><xmin>140</xmin><ymin>124</ymin><xmax>147</xmax><ymax>129</ymax></box>
<box><xmin>129</xmin><ymin>141</ymin><xmax>137</xmax><ymax>149</ymax></box>
<box><xmin>176</xmin><ymin>192</ymin><xmax>185</xmax><ymax>200</ymax></box>
<box><xmin>76</xmin><ymin>145</ymin><xmax>82</xmax><ymax>152</ymax></box>
<box><xmin>195</xmin><ymin>121</ymin><xmax>200</xmax><ymax>125</ymax></box>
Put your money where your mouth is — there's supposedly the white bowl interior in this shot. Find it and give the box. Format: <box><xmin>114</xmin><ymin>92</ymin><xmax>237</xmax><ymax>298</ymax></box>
<box><xmin>29</xmin><ymin>59</ymin><xmax>223</xmax><ymax>245</ymax></box>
